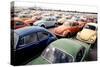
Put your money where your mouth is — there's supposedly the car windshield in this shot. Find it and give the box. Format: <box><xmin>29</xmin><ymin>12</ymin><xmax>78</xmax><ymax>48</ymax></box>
<box><xmin>42</xmin><ymin>46</ymin><xmax>73</xmax><ymax>63</ymax></box>
<box><xmin>14</xmin><ymin>32</ymin><xmax>19</xmax><ymax>49</ymax></box>
<box><xmin>84</xmin><ymin>25</ymin><xmax>96</xmax><ymax>30</ymax></box>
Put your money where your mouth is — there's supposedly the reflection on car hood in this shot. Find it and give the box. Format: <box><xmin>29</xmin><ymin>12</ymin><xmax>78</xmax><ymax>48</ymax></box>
<box><xmin>79</xmin><ymin>29</ymin><xmax>96</xmax><ymax>40</ymax></box>
<box><xmin>55</xmin><ymin>25</ymin><xmax>68</xmax><ymax>34</ymax></box>
<box><xmin>34</xmin><ymin>20</ymin><xmax>44</xmax><ymax>25</ymax></box>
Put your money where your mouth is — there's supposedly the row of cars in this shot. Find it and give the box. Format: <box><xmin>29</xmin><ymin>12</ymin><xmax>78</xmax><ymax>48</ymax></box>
<box><xmin>11</xmin><ymin>7</ymin><xmax>97</xmax><ymax>65</ymax></box>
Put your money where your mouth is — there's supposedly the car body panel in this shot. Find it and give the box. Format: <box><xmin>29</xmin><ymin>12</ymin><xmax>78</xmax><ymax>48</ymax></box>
<box><xmin>27</xmin><ymin>56</ymin><xmax>49</xmax><ymax>65</ymax></box>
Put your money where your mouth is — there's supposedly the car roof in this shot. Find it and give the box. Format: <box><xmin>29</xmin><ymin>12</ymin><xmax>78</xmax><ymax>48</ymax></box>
<box><xmin>14</xmin><ymin>26</ymin><xmax>48</xmax><ymax>36</ymax></box>
<box><xmin>50</xmin><ymin>38</ymin><xmax>84</xmax><ymax>58</ymax></box>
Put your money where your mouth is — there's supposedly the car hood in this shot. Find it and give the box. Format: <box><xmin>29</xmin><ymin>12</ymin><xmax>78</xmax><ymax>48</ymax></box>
<box><xmin>27</xmin><ymin>56</ymin><xmax>49</xmax><ymax>65</ymax></box>
<box><xmin>34</xmin><ymin>20</ymin><xmax>43</xmax><ymax>25</ymax></box>
<box><xmin>79</xmin><ymin>29</ymin><xmax>96</xmax><ymax>40</ymax></box>
<box><xmin>55</xmin><ymin>25</ymin><xmax>68</xmax><ymax>34</ymax></box>
<box><xmin>24</xmin><ymin>19</ymin><xmax>36</xmax><ymax>23</ymax></box>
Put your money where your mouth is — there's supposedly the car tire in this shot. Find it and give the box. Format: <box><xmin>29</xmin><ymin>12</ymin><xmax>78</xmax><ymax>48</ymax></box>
<box><xmin>66</xmin><ymin>33</ymin><xmax>71</xmax><ymax>38</ymax></box>
<box><xmin>41</xmin><ymin>25</ymin><xmax>45</xmax><ymax>28</ymax></box>
<box><xmin>54</xmin><ymin>23</ymin><xmax>58</xmax><ymax>27</ymax></box>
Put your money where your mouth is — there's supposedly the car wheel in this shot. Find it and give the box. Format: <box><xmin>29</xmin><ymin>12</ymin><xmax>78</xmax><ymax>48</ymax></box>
<box><xmin>66</xmin><ymin>33</ymin><xmax>71</xmax><ymax>38</ymax></box>
<box><xmin>41</xmin><ymin>25</ymin><xmax>45</xmax><ymax>28</ymax></box>
<box><xmin>54</xmin><ymin>23</ymin><xmax>58</xmax><ymax>27</ymax></box>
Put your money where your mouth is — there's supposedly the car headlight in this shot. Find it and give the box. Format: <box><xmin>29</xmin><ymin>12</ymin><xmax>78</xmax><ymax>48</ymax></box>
<box><xmin>89</xmin><ymin>35</ymin><xmax>96</xmax><ymax>42</ymax></box>
<box><xmin>89</xmin><ymin>39</ymin><xmax>94</xmax><ymax>42</ymax></box>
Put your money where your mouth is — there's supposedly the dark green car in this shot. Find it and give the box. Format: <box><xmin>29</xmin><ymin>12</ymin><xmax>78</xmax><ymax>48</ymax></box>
<box><xmin>27</xmin><ymin>38</ymin><xmax>91</xmax><ymax>65</ymax></box>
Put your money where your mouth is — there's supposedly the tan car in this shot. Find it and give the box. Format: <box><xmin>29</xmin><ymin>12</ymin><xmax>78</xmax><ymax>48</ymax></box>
<box><xmin>76</xmin><ymin>23</ymin><xmax>97</xmax><ymax>44</ymax></box>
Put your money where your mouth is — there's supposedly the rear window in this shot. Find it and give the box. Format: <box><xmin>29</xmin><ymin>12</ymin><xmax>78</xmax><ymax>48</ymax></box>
<box><xmin>42</xmin><ymin>46</ymin><xmax>73</xmax><ymax>63</ymax></box>
<box><xmin>84</xmin><ymin>25</ymin><xmax>96</xmax><ymax>30</ymax></box>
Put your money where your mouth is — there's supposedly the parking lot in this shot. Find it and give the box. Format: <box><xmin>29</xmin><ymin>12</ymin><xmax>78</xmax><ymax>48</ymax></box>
<box><xmin>11</xmin><ymin>6</ymin><xmax>97</xmax><ymax>65</ymax></box>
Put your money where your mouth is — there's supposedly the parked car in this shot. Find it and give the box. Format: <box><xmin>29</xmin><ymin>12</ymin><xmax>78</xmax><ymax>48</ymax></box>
<box><xmin>54</xmin><ymin>21</ymin><xmax>83</xmax><ymax>37</ymax></box>
<box><xmin>11</xmin><ymin>17</ymin><xmax>29</xmax><ymax>29</ymax></box>
<box><xmin>76</xmin><ymin>23</ymin><xmax>97</xmax><ymax>44</ymax></box>
<box><xmin>12</xmin><ymin>26</ymin><xmax>57</xmax><ymax>65</ymax></box>
<box><xmin>27</xmin><ymin>38</ymin><xmax>90</xmax><ymax>65</ymax></box>
<box><xmin>33</xmin><ymin>16</ymin><xmax>58</xmax><ymax>28</ymax></box>
<box><xmin>57</xmin><ymin>17</ymin><xmax>70</xmax><ymax>25</ymax></box>
<box><xmin>24</xmin><ymin>18</ymin><xmax>37</xmax><ymax>26</ymax></box>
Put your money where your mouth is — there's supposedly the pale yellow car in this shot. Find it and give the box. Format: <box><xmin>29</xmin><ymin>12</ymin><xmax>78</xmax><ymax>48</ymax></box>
<box><xmin>76</xmin><ymin>23</ymin><xmax>97</xmax><ymax>44</ymax></box>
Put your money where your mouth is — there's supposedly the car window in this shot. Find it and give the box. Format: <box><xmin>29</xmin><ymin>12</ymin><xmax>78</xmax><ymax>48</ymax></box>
<box><xmin>71</xmin><ymin>22</ymin><xmax>78</xmax><ymax>26</ymax></box>
<box><xmin>42</xmin><ymin>46</ymin><xmax>73</xmax><ymax>63</ymax></box>
<box><xmin>37</xmin><ymin>31</ymin><xmax>49</xmax><ymax>41</ymax></box>
<box><xmin>45</xmin><ymin>18</ymin><xmax>51</xmax><ymax>21</ymax></box>
<box><xmin>51</xmin><ymin>18</ymin><xmax>56</xmax><ymax>21</ymax></box>
<box><xmin>84</xmin><ymin>25</ymin><xmax>96</xmax><ymax>30</ymax></box>
<box><xmin>19</xmin><ymin>33</ymin><xmax>38</xmax><ymax>46</ymax></box>
<box><xmin>15</xmin><ymin>21</ymin><xmax>24</xmax><ymax>26</ymax></box>
<box><xmin>75</xmin><ymin>47</ymin><xmax>85</xmax><ymax>62</ymax></box>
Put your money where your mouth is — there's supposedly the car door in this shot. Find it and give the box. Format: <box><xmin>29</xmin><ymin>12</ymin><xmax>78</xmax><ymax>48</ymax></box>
<box><xmin>16</xmin><ymin>32</ymin><xmax>39</xmax><ymax>59</ymax></box>
<box><xmin>51</xmin><ymin>18</ymin><xmax>57</xmax><ymax>26</ymax></box>
<box><xmin>45</xmin><ymin>18</ymin><xmax>52</xmax><ymax>27</ymax></box>
<box><xmin>37</xmin><ymin>31</ymin><xmax>50</xmax><ymax>51</ymax></box>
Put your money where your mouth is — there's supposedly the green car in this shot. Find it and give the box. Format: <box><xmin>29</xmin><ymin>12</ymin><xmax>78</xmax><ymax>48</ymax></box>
<box><xmin>27</xmin><ymin>38</ymin><xmax>91</xmax><ymax>65</ymax></box>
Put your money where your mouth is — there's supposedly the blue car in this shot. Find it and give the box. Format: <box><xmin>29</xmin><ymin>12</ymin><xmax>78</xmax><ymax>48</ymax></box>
<box><xmin>11</xmin><ymin>26</ymin><xmax>57</xmax><ymax>65</ymax></box>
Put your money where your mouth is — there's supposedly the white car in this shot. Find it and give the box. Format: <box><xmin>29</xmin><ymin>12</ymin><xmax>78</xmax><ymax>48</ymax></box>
<box><xmin>34</xmin><ymin>16</ymin><xmax>58</xmax><ymax>28</ymax></box>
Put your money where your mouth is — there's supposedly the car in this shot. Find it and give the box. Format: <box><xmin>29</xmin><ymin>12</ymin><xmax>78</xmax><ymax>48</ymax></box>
<box><xmin>11</xmin><ymin>26</ymin><xmax>57</xmax><ymax>65</ymax></box>
<box><xmin>57</xmin><ymin>17</ymin><xmax>70</xmax><ymax>25</ymax></box>
<box><xmin>33</xmin><ymin>16</ymin><xmax>58</xmax><ymax>28</ymax></box>
<box><xmin>54</xmin><ymin>21</ymin><xmax>83</xmax><ymax>37</ymax></box>
<box><xmin>27</xmin><ymin>38</ymin><xmax>90</xmax><ymax>65</ymax></box>
<box><xmin>76</xmin><ymin>23</ymin><xmax>97</xmax><ymax>44</ymax></box>
<box><xmin>11</xmin><ymin>17</ymin><xmax>29</xmax><ymax>29</ymax></box>
<box><xmin>24</xmin><ymin>18</ymin><xmax>37</xmax><ymax>26</ymax></box>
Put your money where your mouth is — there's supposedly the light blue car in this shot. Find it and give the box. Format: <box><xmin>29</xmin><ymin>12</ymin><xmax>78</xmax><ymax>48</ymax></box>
<box><xmin>33</xmin><ymin>16</ymin><xmax>58</xmax><ymax>28</ymax></box>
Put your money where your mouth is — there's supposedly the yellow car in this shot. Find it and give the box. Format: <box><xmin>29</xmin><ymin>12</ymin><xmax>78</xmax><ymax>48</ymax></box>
<box><xmin>76</xmin><ymin>23</ymin><xmax>97</xmax><ymax>44</ymax></box>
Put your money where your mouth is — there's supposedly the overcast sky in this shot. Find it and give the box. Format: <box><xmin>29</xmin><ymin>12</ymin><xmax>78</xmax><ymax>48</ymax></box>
<box><xmin>14</xmin><ymin>0</ymin><xmax>97</xmax><ymax>13</ymax></box>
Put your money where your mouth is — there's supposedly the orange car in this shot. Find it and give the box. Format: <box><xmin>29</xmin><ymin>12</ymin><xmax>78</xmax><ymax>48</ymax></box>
<box><xmin>54</xmin><ymin>21</ymin><xmax>83</xmax><ymax>37</ymax></box>
<box><xmin>11</xmin><ymin>17</ymin><xmax>29</xmax><ymax>29</ymax></box>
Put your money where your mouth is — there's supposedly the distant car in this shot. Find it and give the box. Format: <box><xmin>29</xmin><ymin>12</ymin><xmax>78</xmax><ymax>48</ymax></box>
<box><xmin>11</xmin><ymin>17</ymin><xmax>29</xmax><ymax>29</ymax></box>
<box><xmin>76</xmin><ymin>23</ymin><xmax>97</xmax><ymax>44</ymax></box>
<box><xmin>24</xmin><ymin>18</ymin><xmax>37</xmax><ymax>26</ymax></box>
<box><xmin>27</xmin><ymin>39</ymin><xmax>90</xmax><ymax>65</ymax></box>
<box><xmin>54</xmin><ymin>21</ymin><xmax>83</xmax><ymax>37</ymax></box>
<box><xmin>12</xmin><ymin>26</ymin><xmax>57</xmax><ymax>65</ymax></box>
<box><xmin>71</xmin><ymin>16</ymin><xmax>80</xmax><ymax>21</ymax></box>
<box><xmin>57</xmin><ymin>17</ymin><xmax>70</xmax><ymax>25</ymax></box>
<box><xmin>34</xmin><ymin>16</ymin><xmax>58</xmax><ymax>28</ymax></box>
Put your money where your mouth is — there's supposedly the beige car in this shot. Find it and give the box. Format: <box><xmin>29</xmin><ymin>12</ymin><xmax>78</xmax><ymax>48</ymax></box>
<box><xmin>76</xmin><ymin>23</ymin><xmax>97</xmax><ymax>44</ymax></box>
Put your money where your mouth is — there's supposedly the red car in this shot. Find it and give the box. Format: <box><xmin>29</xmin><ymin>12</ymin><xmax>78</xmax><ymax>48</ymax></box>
<box><xmin>11</xmin><ymin>17</ymin><xmax>29</xmax><ymax>29</ymax></box>
<box><xmin>54</xmin><ymin>21</ymin><xmax>83</xmax><ymax>37</ymax></box>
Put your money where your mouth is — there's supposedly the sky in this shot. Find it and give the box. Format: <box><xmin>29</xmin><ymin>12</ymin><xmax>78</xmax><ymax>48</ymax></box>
<box><xmin>14</xmin><ymin>0</ymin><xmax>97</xmax><ymax>13</ymax></box>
